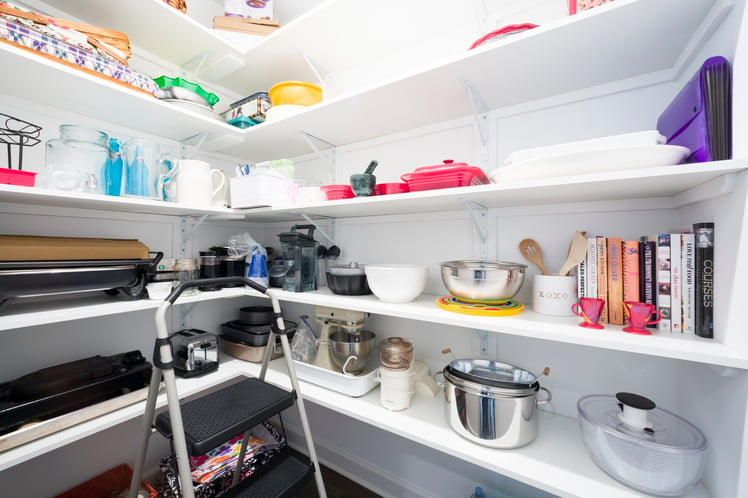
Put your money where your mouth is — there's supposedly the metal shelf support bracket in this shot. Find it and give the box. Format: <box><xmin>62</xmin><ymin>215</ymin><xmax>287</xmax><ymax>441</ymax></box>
<box><xmin>302</xmin><ymin>214</ymin><xmax>336</xmax><ymax>246</ymax></box>
<box><xmin>180</xmin><ymin>214</ymin><xmax>209</xmax><ymax>252</ymax></box>
<box><xmin>471</xmin><ymin>0</ymin><xmax>491</xmax><ymax>34</ymax></box>
<box><xmin>180</xmin><ymin>132</ymin><xmax>208</xmax><ymax>159</ymax></box>
<box><xmin>465</xmin><ymin>80</ymin><xmax>490</xmax><ymax>161</ymax></box>
<box><xmin>459</xmin><ymin>198</ymin><xmax>488</xmax><ymax>259</ymax></box>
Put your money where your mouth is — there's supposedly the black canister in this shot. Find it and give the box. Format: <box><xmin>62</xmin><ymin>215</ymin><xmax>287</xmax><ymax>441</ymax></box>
<box><xmin>199</xmin><ymin>250</ymin><xmax>222</xmax><ymax>290</ymax></box>
<box><xmin>221</xmin><ymin>255</ymin><xmax>245</xmax><ymax>286</ymax></box>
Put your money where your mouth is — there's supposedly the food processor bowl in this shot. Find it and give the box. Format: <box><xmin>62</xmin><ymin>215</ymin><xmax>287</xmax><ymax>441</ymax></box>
<box><xmin>377</xmin><ymin>337</ymin><xmax>413</xmax><ymax>371</ymax></box>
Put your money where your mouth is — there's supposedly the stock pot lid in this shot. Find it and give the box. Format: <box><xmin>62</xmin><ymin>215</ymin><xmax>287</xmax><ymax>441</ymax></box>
<box><xmin>445</xmin><ymin>358</ymin><xmax>538</xmax><ymax>389</ymax></box>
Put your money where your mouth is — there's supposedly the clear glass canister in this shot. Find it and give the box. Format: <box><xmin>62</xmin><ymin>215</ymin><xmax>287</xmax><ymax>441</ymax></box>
<box><xmin>45</xmin><ymin>125</ymin><xmax>110</xmax><ymax>194</ymax></box>
<box><xmin>174</xmin><ymin>257</ymin><xmax>200</xmax><ymax>296</ymax></box>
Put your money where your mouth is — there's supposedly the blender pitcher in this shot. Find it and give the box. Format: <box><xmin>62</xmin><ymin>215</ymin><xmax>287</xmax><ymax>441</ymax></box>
<box><xmin>278</xmin><ymin>224</ymin><xmax>319</xmax><ymax>292</ymax></box>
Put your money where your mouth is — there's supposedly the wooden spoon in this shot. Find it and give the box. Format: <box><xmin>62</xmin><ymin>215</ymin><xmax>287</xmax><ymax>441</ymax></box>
<box><xmin>557</xmin><ymin>231</ymin><xmax>589</xmax><ymax>276</ymax></box>
<box><xmin>519</xmin><ymin>238</ymin><xmax>550</xmax><ymax>275</ymax></box>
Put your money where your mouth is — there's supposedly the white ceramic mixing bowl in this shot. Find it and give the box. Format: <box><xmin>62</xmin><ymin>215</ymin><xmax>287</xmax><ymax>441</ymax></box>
<box><xmin>364</xmin><ymin>264</ymin><xmax>428</xmax><ymax>303</ymax></box>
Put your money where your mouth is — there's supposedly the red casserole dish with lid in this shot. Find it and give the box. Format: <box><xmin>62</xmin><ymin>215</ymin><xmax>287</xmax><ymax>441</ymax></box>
<box><xmin>401</xmin><ymin>160</ymin><xmax>489</xmax><ymax>191</ymax></box>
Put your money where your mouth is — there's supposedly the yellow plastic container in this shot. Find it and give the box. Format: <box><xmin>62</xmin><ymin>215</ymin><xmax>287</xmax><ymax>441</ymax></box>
<box><xmin>268</xmin><ymin>81</ymin><xmax>322</xmax><ymax>106</ymax></box>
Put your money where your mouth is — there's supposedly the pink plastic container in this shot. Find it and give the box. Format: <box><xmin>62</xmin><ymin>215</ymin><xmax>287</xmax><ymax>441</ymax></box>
<box><xmin>375</xmin><ymin>182</ymin><xmax>410</xmax><ymax>195</ymax></box>
<box><xmin>0</xmin><ymin>168</ymin><xmax>36</xmax><ymax>187</ymax></box>
<box><xmin>321</xmin><ymin>184</ymin><xmax>354</xmax><ymax>200</ymax></box>
<box><xmin>401</xmin><ymin>160</ymin><xmax>489</xmax><ymax>192</ymax></box>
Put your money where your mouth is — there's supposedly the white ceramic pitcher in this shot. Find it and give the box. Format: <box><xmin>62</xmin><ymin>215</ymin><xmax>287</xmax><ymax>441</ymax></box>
<box><xmin>170</xmin><ymin>160</ymin><xmax>226</xmax><ymax>207</ymax></box>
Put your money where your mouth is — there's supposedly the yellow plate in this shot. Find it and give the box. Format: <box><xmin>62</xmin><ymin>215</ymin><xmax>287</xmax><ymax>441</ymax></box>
<box><xmin>436</xmin><ymin>296</ymin><xmax>524</xmax><ymax>316</ymax></box>
<box><xmin>448</xmin><ymin>295</ymin><xmax>512</xmax><ymax>305</ymax></box>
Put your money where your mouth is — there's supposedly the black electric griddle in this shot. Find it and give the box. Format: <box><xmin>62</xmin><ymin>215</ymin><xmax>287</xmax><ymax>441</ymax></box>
<box><xmin>0</xmin><ymin>350</ymin><xmax>152</xmax><ymax>436</ymax></box>
<box><xmin>0</xmin><ymin>252</ymin><xmax>162</xmax><ymax>308</ymax></box>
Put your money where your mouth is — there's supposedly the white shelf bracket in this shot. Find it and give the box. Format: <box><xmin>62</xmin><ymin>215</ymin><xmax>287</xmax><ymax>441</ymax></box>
<box><xmin>459</xmin><ymin>198</ymin><xmax>488</xmax><ymax>259</ymax></box>
<box><xmin>180</xmin><ymin>132</ymin><xmax>208</xmax><ymax>159</ymax></box>
<box><xmin>302</xmin><ymin>214</ymin><xmax>336</xmax><ymax>246</ymax></box>
<box><xmin>471</xmin><ymin>0</ymin><xmax>491</xmax><ymax>34</ymax></box>
<box><xmin>302</xmin><ymin>131</ymin><xmax>336</xmax><ymax>152</ymax></box>
<box><xmin>302</xmin><ymin>131</ymin><xmax>337</xmax><ymax>178</ymax></box>
<box><xmin>179</xmin><ymin>50</ymin><xmax>212</xmax><ymax>79</ymax></box>
<box><xmin>299</xmin><ymin>51</ymin><xmax>325</xmax><ymax>86</ymax></box>
<box><xmin>709</xmin><ymin>364</ymin><xmax>742</xmax><ymax>377</ymax></box>
<box><xmin>673</xmin><ymin>173</ymin><xmax>736</xmax><ymax>207</ymax></box>
<box><xmin>465</xmin><ymin>80</ymin><xmax>490</xmax><ymax>162</ymax></box>
<box><xmin>178</xmin><ymin>303</ymin><xmax>197</xmax><ymax>330</ymax></box>
<box><xmin>180</xmin><ymin>214</ymin><xmax>209</xmax><ymax>251</ymax></box>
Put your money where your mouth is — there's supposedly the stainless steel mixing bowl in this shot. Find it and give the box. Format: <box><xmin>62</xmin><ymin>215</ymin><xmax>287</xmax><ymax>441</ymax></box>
<box><xmin>440</xmin><ymin>260</ymin><xmax>527</xmax><ymax>302</ymax></box>
<box><xmin>329</xmin><ymin>329</ymin><xmax>376</xmax><ymax>375</ymax></box>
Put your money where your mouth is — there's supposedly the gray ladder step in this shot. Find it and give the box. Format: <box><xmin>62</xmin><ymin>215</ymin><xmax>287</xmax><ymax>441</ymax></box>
<box><xmin>222</xmin><ymin>454</ymin><xmax>314</xmax><ymax>498</ymax></box>
<box><xmin>155</xmin><ymin>377</ymin><xmax>294</xmax><ymax>455</ymax></box>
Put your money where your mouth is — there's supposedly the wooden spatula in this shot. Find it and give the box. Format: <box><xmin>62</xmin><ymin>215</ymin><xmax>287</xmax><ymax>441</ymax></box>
<box><xmin>557</xmin><ymin>231</ymin><xmax>588</xmax><ymax>276</ymax></box>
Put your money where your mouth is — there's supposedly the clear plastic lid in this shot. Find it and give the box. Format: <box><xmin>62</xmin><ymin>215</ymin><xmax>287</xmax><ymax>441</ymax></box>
<box><xmin>446</xmin><ymin>358</ymin><xmax>537</xmax><ymax>389</ymax></box>
<box><xmin>577</xmin><ymin>394</ymin><xmax>707</xmax><ymax>453</ymax></box>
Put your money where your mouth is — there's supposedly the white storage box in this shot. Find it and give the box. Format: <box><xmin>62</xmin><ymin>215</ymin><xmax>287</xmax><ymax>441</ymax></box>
<box><xmin>229</xmin><ymin>173</ymin><xmax>300</xmax><ymax>208</ymax></box>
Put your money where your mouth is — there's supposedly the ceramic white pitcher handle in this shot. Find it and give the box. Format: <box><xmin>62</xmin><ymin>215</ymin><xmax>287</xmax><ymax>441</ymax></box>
<box><xmin>210</xmin><ymin>169</ymin><xmax>226</xmax><ymax>198</ymax></box>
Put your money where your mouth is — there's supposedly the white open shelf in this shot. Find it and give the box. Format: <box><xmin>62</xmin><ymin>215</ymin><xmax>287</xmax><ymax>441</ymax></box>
<box><xmin>0</xmin><ymin>287</ymin><xmax>252</xmax><ymax>331</ymax></box>
<box><xmin>2</xmin><ymin>281</ymin><xmax>743</xmax><ymax>370</ymax></box>
<box><xmin>264</xmin><ymin>289</ymin><xmax>748</xmax><ymax>371</ymax></box>
<box><xmin>2</xmin><ymin>160</ymin><xmax>745</xmax><ymax>222</ymax></box>
<box><xmin>0</xmin><ymin>357</ymin><xmax>710</xmax><ymax>497</ymax></box>
<box><xmin>1</xmin><ymin>0</ymin><xmax>731</xmax><ymax>160</ymax></box>
<box><xmin>0</xmin><ymin>41</ymin><xmax>241</xmax><ymax>150</ymax></box>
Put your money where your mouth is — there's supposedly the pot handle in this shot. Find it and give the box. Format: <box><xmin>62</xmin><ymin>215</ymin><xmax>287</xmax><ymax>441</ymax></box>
<box><xmin>536</xmin><ymin>386</ymin><xmax>552</xmax><ymax>405</ymax></box>
<box><xmin>432</xmin><ymin>370</ymin><xmax>445</xmax><ymax>387</ymax></box>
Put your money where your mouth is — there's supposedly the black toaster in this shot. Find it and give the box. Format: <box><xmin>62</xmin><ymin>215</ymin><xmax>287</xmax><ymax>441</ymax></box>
<box><xmin>170</xmin><ymin>329</ymin><xmax>219</xmax><ymax>378</ymax></box>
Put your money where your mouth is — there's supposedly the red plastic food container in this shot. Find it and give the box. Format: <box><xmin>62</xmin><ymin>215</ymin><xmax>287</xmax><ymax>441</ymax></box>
<box><xmin>0</xmin><ymin>167</ymin><xmax>36</xmax><ymax>187</ymax></box>
<box><xmin>375</xmin><ymin>182</ymin><xmax>410</xmax><ymax>195</ymax></box>
<box><xmin>568</xmin><ymin>0</ymin><xmax>614</xmax><ymax>15</ymax></box>
<box><xmin>400</xmin><ymin>160</ymin><xmax>489</xmax><ymax>192</ymax></box>
<box><xmin>321</xmin><ymin>184</ymin><xmax>354</xmax><ymax>200</ymax></box>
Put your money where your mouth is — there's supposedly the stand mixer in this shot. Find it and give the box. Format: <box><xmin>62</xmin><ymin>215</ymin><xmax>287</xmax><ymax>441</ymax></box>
<box><xmin>313</xmin><ymin>306</ymin><xmax>368</xmax><ymax>372</ymax></box>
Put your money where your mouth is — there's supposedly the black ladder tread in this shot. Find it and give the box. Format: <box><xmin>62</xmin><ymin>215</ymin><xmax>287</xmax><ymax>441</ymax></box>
<box><xmin>222</xmin><ymin>454</ymin><xmax>314</xmax><ymax>498</ymax></box>
<box><xmin>155</xmin><ymin>377</ymin><xmax>294</xmax><ymax>455</ymax></box>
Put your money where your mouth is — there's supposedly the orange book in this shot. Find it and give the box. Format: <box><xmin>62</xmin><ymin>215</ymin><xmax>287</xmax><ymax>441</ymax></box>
<box><xmin>596</xmin><ymin>236</ymin><xmax>608</xmax><ymax>323</ymax></box>
<box><xmin>622</xmin><ymin>240</ymin><xmax>641</xmax><ymax>303</ymax></box>
<box><xmin>607</xmin><ymin>237</ymin><xmax>624</xmax><ymax>325</ymax></box>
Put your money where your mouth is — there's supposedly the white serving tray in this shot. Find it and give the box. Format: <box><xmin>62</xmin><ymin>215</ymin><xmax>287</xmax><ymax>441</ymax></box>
<box><xmin>489</xmin><ymin>144</ymin><xmax>690</xmax><ymax>183</ymax></box>
<box><xmin>503</xmin><ymin>130</ymin><xmax>666</xmax><ymax>165</ymax></box>
<box><xmin>293</xmin><ymin>360</ymin><xmax>380</xmax><ymax>397</ymax></box>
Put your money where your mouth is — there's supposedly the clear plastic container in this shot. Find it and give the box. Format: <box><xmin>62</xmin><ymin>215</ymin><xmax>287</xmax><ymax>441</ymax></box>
<box><xmin>577</xmin><ymin>394</ymin><xmax>707</xmax><ymax>496</ymax></box>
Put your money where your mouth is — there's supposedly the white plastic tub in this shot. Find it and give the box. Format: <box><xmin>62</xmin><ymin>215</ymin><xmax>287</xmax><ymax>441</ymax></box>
<box><xmin>229</xmin><ymin>172</ymin><xmax>301</xmax><ymax>208</ymax></box>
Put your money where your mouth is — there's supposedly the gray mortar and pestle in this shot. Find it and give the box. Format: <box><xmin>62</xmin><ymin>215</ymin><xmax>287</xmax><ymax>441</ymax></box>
<box><xmin>350</xmin><ymin>159</ymin><xmax>378</xmax><ymax>197</ymax></box>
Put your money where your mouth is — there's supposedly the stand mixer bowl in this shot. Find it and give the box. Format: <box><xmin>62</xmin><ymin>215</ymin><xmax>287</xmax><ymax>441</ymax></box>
<box><xmin>329</xmin><ymin>329</ymin><xmax>376</xmax><ymax>375</ymax></box>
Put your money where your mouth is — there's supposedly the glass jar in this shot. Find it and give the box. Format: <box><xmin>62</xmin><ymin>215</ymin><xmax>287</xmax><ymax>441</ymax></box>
<box><xmin>174</xmin><ymin>258</ymin><xmax>200</xmax><ymax>296</ymax></box>
<box><xmin>45</xmin><ymin>125</ymin><xmax>110</xmax><ymax>194</ymax></box>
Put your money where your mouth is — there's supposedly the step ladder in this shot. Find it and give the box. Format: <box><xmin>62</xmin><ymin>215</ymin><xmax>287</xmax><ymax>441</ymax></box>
<box><xmin>128</xmin><ymin>277</ymin><xmax>327</xmax><ymax>498</ymax></box>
